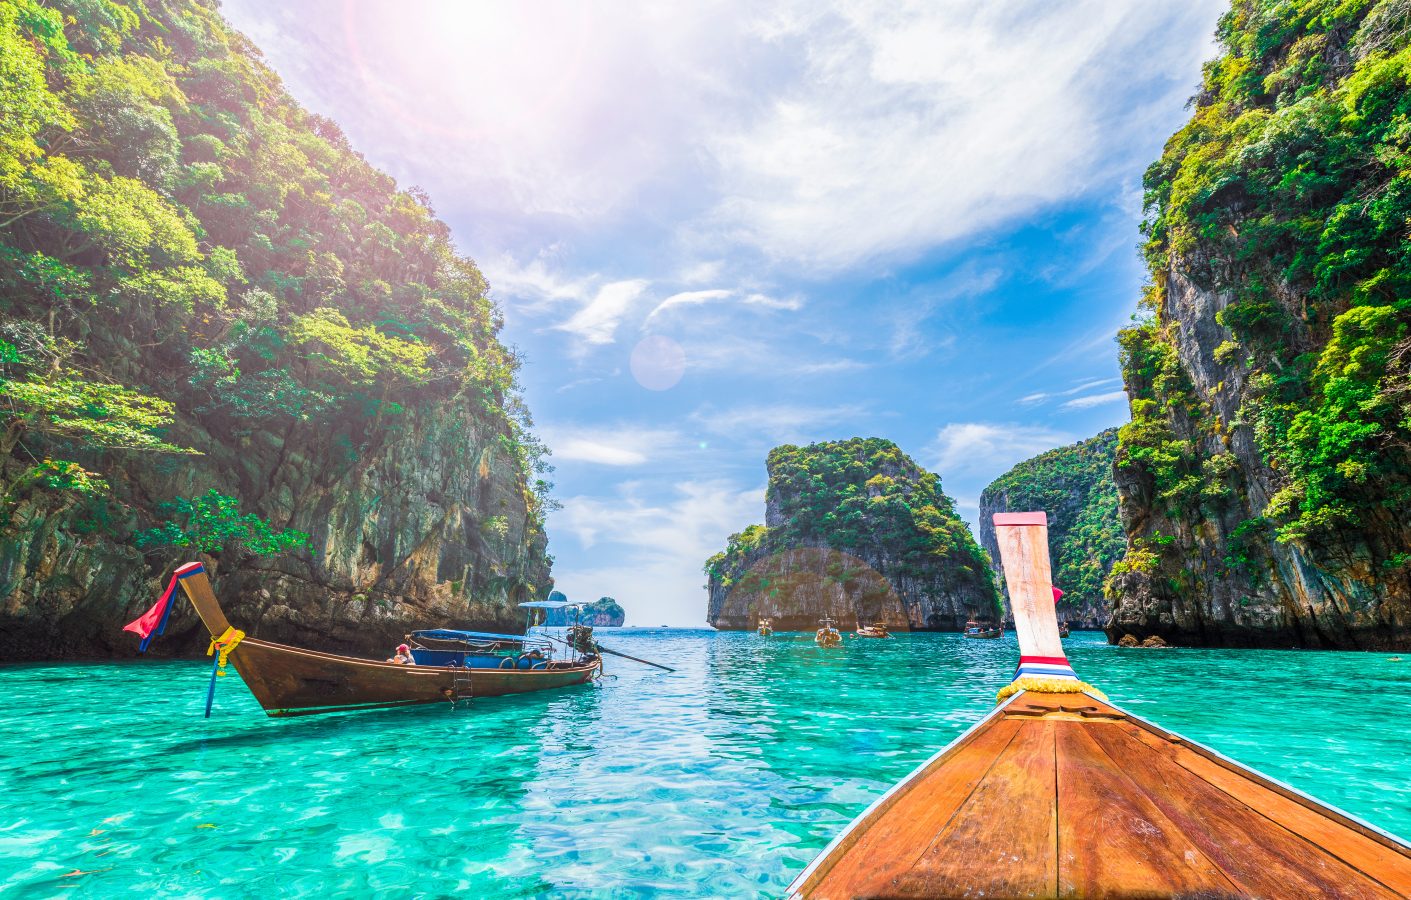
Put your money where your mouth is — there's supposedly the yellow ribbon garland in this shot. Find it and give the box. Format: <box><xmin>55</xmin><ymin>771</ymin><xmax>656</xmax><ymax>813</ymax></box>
<box><xmin>206</xmin><ymin>626</ymin><xmax>245</xmax><ymax>676</ymax></box>
<box><xmin>996</xmin><ymin>675</ymin><xmax>1107</xmax><ymax>704</ymax></box>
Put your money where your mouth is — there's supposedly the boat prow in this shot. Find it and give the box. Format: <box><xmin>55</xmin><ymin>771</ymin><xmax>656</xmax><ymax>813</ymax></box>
<box><xmin>786</xmin><ymin>512</ymin><xmax>1411</xmax><ymax>898</ymax></box>
<box><xmin>173</xmin><ymin>563</ymin><xmax>600</xmax><ymax>717</ymax></box>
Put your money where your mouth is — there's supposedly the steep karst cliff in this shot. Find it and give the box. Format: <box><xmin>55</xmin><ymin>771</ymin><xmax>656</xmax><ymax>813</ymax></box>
<box><xmin>1108</xmin><ymin>0</ymin><xmax>1411</xmax><ymax>649</ymax></box>
<box><xmin>705</xmin><ymin>438</ymin><xmax>1001</xmax><ymax>631</ymax></box>
<box><xmin>979</xmin><ymin>430</ymin><xmax>1123</xmax><ymax>629</ymax></box>
<box><xmin>0</xmin><ymin>0</ymin><xmax>551</xmax><ymax>660</ymax></box>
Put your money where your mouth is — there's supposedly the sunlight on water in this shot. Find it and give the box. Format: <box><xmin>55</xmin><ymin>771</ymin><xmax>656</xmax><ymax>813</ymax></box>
<box><xmin>1</xmin><ymin>632</ymin><xmax>1408</xmax><ymax>897</ymax></box>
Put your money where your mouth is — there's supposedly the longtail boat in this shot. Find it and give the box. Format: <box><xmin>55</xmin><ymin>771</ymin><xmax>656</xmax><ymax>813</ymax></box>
<box><xmin>962</xmin><ymin>620</ymin><xmax>1002</xmax><ymax>639</ymax></box>
<box><xmin>168</xmin><ymin>562</ymin><xmax>600</xmax><ymax>717</ymax></box>
<box><xmin>816</xmin><ymin>617</ymin><xmax>842</xmax><ymax>647</ymax></box>
<box><xmin>855</xmin><ymin>621</ymin><xmax>891</xmax><ymax>639</ymax></box>
<box><xmin>758</xmin><ymin>617</ymin><xmax>774</xmax><ymax>637</ymax></box>
<box><xmin>787</xmin><ymin>512</ymin><xmax>1411</xmax><ymax>898</ymax></box>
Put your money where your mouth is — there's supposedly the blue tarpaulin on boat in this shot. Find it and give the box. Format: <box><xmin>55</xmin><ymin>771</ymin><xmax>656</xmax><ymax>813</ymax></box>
<box><xmin>411</xmin><ymin>629</ymin><xmax>528</xmax><ymax>643</ymax></box>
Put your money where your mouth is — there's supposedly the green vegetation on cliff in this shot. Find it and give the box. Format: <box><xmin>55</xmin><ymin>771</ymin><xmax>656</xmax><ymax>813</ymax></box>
<box><xmin>980</xmin><ymin>430</ymin><xmax>1123</xmax><ymax>619</ymax></box>
<box><xmin>0</xmin><ymin>0</ymin><xmax>549</xmax><ymax>557</ymax></box>
<box><xmin>705</xmin><ymin>438</ymin><xmax>1001</xmax><ymax>626</ymax></box>
<box><xmin>1106</xmin><ymin>0</ymin><xmax>1411</xmax><ymax>647</ymax></box>
<box><xmin>1123</xmin><ymin>0</ymin><xmax>1411</xmax><ymax>550</ymax></box>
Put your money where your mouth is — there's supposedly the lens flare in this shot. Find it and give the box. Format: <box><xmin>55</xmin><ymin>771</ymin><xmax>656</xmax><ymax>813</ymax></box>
<box><xmin>630</xmin><ymin>334</ymin><xmax>686</xmax><ymax>391</ymax></box>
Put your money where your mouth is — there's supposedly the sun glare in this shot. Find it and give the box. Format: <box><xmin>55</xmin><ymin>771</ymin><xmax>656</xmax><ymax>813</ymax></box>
<box><xmin>338</xmin><ymin>0</ymin><xmax>595</xmax><ymax>142</ymax></box>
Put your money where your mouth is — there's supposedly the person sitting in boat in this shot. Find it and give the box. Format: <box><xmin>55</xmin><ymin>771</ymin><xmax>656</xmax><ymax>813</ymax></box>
<box><xmin>386</xmin><ymin>643</ymin><xmax>416</xmax><ymax>665</ymax></box>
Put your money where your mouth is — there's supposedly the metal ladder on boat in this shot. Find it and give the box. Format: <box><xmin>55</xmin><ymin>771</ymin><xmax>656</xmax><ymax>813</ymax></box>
<box><xmin>451</xmin><ymin>669</ymin><xmax>474</xmax><ymax>708</ymax></box>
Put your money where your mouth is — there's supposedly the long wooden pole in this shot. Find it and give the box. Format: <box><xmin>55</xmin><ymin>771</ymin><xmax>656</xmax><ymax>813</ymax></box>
<box><xmin>992</xmin><ymin>511</ymin><xmax>1079</xmax><ymax>682</ymax></box>
<box><xmin>593</xmin><ymin>644</ymin><xmax>675</xmax><ymax>672</ymax></box>
<box><xmin>539</xmin><ymin>630</ymin><xmax>676</xmax><ymax>673</ymax></box>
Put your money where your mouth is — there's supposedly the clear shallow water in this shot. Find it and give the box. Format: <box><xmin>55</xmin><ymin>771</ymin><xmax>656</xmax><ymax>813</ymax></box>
<box><xmin>1</xmin><ymin>631</ymin><xmax>1408</xmax><ymax>897</ymax></box>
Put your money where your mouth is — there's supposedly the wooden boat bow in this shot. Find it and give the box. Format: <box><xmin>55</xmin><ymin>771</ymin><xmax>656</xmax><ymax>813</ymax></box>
<box><xmin>786</xmin><ymin>512</ymin><xmax>1411</xmax><ymax>899</ymax></box>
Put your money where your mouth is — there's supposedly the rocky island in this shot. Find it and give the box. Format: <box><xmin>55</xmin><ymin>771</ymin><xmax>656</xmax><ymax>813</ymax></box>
<box><xmin>546</xmin><ymin>596</ymin><xmax>626</xmax><ymax>627</ymax></box>
<box><xmin>0</xmin><ymin>0</ymin><xmax>551</xmax><ymax>660</ymax></box>
<box><xmin>706</xmin><ymin>438</ymin><xmax>1001</xmax><ymax>631</ymax></box>
<box><xmin>979</xmin><ymin>429</ymin><xmax>1124</xmax><ymax>629</ymax></box>
<box><xmin>1107</xmin><ymin>3</ymin><xmax>1411</xmax><ymax>649</ymax></box>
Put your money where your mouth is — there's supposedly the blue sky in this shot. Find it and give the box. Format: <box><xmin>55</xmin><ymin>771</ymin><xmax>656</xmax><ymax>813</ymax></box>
<box><xmin>222</xmin><ymin>0</ymin><xmax>1225</xmax><ymax>625</ymax></box>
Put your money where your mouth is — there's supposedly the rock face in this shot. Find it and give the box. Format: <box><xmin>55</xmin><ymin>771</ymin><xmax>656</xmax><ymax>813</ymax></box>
<box><xmin>546</xmin><ymin>597</ymin><xmax>625</xmax><ymax>628</ymax></box>
<box><xmin>705</xmin><ymin>438</ymin><xmax>1001</xmax><ymax>631</ymax></box>
<box><xmin>0</xmin><ymin>0</ymin><xmax>551</xmax><ymax>660</ymax></box>
<box><xmin>0</xmin><ymin>383</ymin><xmax>552</xmax><ymax>661</ymax></box>
<box><xmin>1107</xmin><ymin>2</ymin><xmax>1411</xmax><ymax>649</ymax></box>
<box><xmin>979</xmin><ymin>430</ymin><xmax>1123</xmax><ymax>629</ymax></box>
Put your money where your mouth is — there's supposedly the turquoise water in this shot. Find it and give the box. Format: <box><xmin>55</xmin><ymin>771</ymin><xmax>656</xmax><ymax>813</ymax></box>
<box><xmin>2</xmin><ymin>631</ymin><xmax>1408</xmax><ymax>897</ymax></box>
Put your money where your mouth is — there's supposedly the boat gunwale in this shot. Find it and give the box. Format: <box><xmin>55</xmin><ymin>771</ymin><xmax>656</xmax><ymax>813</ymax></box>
<box><xmin>785</xmin><ymin>687</ymin><xmax>1411</xmax><ymax>898</ymax></box>
<box><xmin>784</xmin><ymin>689</ymin><xmax>1028</xmax><ymax>898</ymax></box>
<box><xmin>236</xmin><ymin>636</ymin><xmax>600</xmax><ymax>678</ymax></box>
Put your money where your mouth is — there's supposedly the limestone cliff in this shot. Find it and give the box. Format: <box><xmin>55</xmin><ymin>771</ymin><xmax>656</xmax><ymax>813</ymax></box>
<box><xmin>705</xmin><ymin>438</ymin><xmax>1001</xmax><ymax>631</ymax></box>
<box><xmin>1108</xmin><ymin>1</ymin><xmax>1411</xmax><ymax>649</ymax></box>
<box><xmin>0</xmin><ymin>0</ymin><xmax>551</xmax><ymax>660</ymax></box>
<box><xmin>979</xmin><ymin>430</ymin><xmax>1123</xmax><ymax>629</ymax></box>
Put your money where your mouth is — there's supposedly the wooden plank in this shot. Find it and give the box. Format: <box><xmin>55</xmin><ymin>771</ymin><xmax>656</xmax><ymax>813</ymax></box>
<box><xmin>1122</xmin><ymin>723</ymin><xmax>1411</xmax><ymax>896</ymax></box>
<box><xmin>1089</xmin><ymin>720</ymin><xmax>1404</xmax><ymax>899</ymax></box>
<box><xmin>803</xmin><ymin>717</ymin><xmax>1023</xmax><ymax>899</ymax></box>
<box><xmin>993</xmin><ymin>513</ymin><xmax>1066</xmax><ymax>664</ymax></box>
<box><xmin>889</xmin><ymin>719</ymin><xmax>1059</xmax><ymax>897</ymax></box>
<box><xmin>1055</xmin><ymin>723</ymin><xmax>1239</xmax><ymax>896</ymax></box>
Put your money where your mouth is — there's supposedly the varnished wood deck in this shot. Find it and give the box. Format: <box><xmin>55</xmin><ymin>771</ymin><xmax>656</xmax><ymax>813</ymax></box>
<box><xmin>788</xmin><ymin>690</ymin><xmax>1411</xmax><ymax>899</ymax></box>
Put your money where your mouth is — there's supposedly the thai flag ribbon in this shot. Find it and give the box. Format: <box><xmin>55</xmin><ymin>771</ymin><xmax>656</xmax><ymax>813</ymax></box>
<box><xmin>1014</xmin><ymin>654</ymin><xmax>1079</xmax><ymax>681</ymax></box>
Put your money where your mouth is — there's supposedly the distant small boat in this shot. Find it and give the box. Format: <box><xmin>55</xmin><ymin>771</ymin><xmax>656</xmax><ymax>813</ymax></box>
<box><xmin>855</xmin><ymin>621</ymin><xmax>891</xmax><ymax>639</ymax></box>
<box><xmin>1058</xmin><ymin>620</ymin><xmax>1071</xmax><ymax>638</ymax></box>
<box><xmin>757</xmin><ymin>617</ymin><xmax>774</xmax><ymax>637</ymax></box>
<box><xmin>815</xmin><ymin>617</ymin><xmax>842</xmax><ymax>648</ymax></box>
<box><xmin>963</xmin><ymin>620</ymin><xmax>1003</xmax><ymax>639</ymax></box>
<box><xmin>786</xmin><ymin>511</ymin><xmax>1411</xmax><ymax>898</ymax></box>
<box><xmin>164</xmin><ymin>563</ymin><xmax>601</xmax><ymax>717</ymax></box>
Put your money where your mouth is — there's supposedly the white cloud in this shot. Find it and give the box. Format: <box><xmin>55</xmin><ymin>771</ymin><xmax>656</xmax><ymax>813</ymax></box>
<box><xmin>928</xmin><ymin>422</ymin><xmax>1075</xmax><ymax>482</ymax></box>
<box><xmin>1060</xmin><ymin>390</ymin><xmax>1129</xmax><ymax>411</ymax></box>
<box><xmin>743</xmin><ymin>292</ymin><xmax>804</xmax><ymax>311</ymax></box>
<box><xmin>1018</xmin><ymin>377</ymin><xmax>1122</xmax><ymax>406</ymax></box>
<box><xmin>690</xmin><ymin>402</ymin><xmax>866</xmax><ymax>444</ymax></box>
<box><xmin>480</xmin><ymin>251</ymin><xmax>588</xmax><ymax>310</ymax></box>
<box><xmin>223</xmin><ymin>0</ymin><xmax>1223</xmax><ymax>273</ymax></box>
<box><xmin>888</xmin><ymin>265</ymin><xmax>1002</xmax><ymax>360</ymax></box>
<box><xmin>553</xmin><ymin>279</ymin><xmax>651</xmax><ymax>346</ymax></box>
<box><xmin>704</xmin><ymin>1</ymin><xmax>1225</xmax><ymax>269</ymax></box>
<box><xmin>645</xmin><ymin>288</ymin><xmax>734</xmax><ymax>323</ymax></box>
<box><xmin>541</xmin><ymin>423</ymin><xmax>683</xmax><ymax>466</ymax></box>
<box><xmin>678</xmin><ymin>260</ymin><xmax>725</xmax><ymax>284</ymax></box>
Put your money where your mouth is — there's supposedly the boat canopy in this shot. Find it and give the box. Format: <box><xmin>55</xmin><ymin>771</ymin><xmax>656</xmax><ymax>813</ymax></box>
<box><xmin>411</xmin><ymin>629</ymin><xmax>529</xmax><ymax>643</ymax></box>
<box><xmin>519</xmin><ymin>600</ymin><xmax>569</xmax><ymax>609</ymax></box>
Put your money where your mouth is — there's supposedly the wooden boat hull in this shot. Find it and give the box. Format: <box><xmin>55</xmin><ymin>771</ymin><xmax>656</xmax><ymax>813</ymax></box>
<box><xmin>228</xmin><ymin>637</ymin><xmax>598</xmax><ymax>717</ymax></box>
<box><xmin>787</xmin><ymin>688</ymin><xmax>1411</xmax><ymax>898</ymax></box>
<box><xmin>173</xmin><ymin>562</ymin><xmax>598</xmax><ymax>718</ymax></box>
